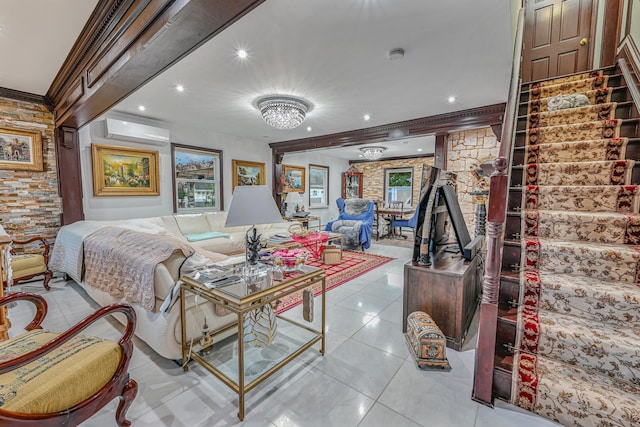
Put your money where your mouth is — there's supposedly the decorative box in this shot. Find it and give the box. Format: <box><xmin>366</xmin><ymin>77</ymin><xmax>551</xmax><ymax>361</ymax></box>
<box><xmin>322</xmin><ymin>245</ymin><xmax>342</xmax><ymax>265</ymax></box>
<box><xmin>404</xmin><ymin>311</ymin><xmax>451</xmax><ymax>370</ymax></box>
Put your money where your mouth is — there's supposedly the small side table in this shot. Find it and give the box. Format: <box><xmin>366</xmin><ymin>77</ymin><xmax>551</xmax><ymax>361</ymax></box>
<box><xmin>284</xmin><ymin>215</ymin><xmax>321</xmax><ymax>231</ymax></box>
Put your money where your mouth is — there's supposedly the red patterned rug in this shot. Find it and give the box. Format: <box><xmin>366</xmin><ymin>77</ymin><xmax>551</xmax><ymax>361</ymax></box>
<box><xmin>274</xmin><ymin>250</ymin><xmax>394</xmax><ymax>314</ymax></box>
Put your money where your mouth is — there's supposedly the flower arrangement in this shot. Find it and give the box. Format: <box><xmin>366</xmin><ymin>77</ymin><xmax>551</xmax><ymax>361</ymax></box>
<box><xmin>272</xmin><ymin>248</ymin><xmax>307</xmax><ymax>268</ymax></box>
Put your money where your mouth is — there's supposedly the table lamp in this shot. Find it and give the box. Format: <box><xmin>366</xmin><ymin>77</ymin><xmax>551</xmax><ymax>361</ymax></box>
<box><xmin>285</xmin><ymin>191</ymin><xmax>303</xmax><ymax>215</ymax></box>
<box><xmin>225</xmin><ymin>185</ymin><xmax>284</xmax><ymax>264</ymax></box>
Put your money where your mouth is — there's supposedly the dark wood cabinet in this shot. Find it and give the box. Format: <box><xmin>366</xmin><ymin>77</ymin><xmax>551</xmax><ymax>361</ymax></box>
<box><xmin>342</xmin><ymin>166</ymin><xmax>363</xmax><ymax>199</ymax></box>
<box><xmin>403</xmin><ymin>252</ymin><xmax>479</xmax><ymax>351</ymax></box>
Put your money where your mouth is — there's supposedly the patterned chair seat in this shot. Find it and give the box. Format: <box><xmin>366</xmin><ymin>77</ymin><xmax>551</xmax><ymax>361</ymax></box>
<box><xmin>0</xmin><ymin>329</ymin><xmax>121</xmax><ymax>414</ymax></box>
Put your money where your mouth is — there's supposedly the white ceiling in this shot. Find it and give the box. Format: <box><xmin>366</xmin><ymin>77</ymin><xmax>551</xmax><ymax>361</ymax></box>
<box><xmin>0</xmin><ymin>0</ymin><xmax>99</xmax><ymax>95</ymax></box>
<box><xmin>1</xmin><ymin>0</ymin><xmax>514</xmax><ymax>160</ymax></box>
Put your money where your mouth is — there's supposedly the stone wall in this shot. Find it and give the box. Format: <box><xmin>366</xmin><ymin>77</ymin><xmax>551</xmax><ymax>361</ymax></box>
<box><xmin>0</xmin><ymin>97</ymin><xmax>61</xmax><ymax>240</ymax></box>
<box><xmin>352</xmin><ymin>157</ymin><xmax>435</xmax><ymax>204</ymax></box>
<box><xmin>447</xmin><ymin>127</ymin><xmax>499</xmax><ymax>231</ymax></box>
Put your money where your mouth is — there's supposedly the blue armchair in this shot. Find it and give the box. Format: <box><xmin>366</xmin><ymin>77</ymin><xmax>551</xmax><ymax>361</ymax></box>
<box><xmin>325</xmin><ymin>198</ymin><xmax>375</xmax><ymax>250</ymax></box>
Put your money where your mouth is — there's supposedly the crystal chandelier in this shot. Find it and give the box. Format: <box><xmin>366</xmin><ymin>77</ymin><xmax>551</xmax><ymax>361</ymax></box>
<box><xmin>359</xmin><ymin>146</ymin><xmax>386</xmax><ymax>160</ymax></box>
<box><xmin>257</xmin><ymin>96</ymin><xmax>311</xmax><ymax>129</ymax></box>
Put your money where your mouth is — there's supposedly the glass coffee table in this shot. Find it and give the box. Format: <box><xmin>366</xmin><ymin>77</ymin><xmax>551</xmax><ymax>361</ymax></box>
<box><xmin>180</xmin><ymin>264</ymin><xmax>325</xmax><ymax>420</ymax></box>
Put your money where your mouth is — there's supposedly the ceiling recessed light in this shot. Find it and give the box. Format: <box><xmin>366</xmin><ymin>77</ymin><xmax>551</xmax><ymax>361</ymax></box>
<box><xmin>237</xmin><ymin>49</ymin><xmax>248</xmax><ymax>59</ymax></box>
<box><xmin>448</xmin><ymin>96</ymin><xmax>456</xmax><ymax>103</ymax></box>
<box><xmin>306</xmin><ymin>126</ymin><xmax>312</xmax><ymax>132</ymax></box>
<box><xmin>417</xmin><ymin>148</ymin><xmax>423</xmax><ymax>152</ymax></box>
<box><xmin>175</xmin><ymin>85</ymin><xmax>184</xmax><ymax>92</ymax></box>
<box><xmin>363</xmin><ymin>114</ymin><xmax>371</xmax><ymax>121</ymax></box>
<box><xmin>138</xmin><ymin>105</ymin><xmax>146</xmax><ymax>111</ymax></box>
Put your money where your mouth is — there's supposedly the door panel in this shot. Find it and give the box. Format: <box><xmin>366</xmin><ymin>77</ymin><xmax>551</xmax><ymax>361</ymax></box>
<box><xmin>522</xmin><ymin>0</ymin><xmax>594</xmax><ymax>82</ymax></box>
<box><xmin>533</xmin><ymin>6</ymin><xmax>553</xmax><ymax>47</ymax></box>
<box><xmin>531</xmin><ymin>58</ymin><xmax>551</xmax><ymax>81</ymax></box>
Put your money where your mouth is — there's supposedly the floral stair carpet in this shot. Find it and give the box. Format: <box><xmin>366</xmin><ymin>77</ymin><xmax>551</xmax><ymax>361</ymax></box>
<box><xmin>512</xmin><ymin>71</ymin><xmax>640</xmax><ymax>426</ymax></box>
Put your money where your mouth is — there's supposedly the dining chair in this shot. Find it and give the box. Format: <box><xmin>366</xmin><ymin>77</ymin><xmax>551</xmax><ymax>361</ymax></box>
<box><xmin>384</xmin><ymin>201</ymin><xmax>404</xmax><ymax>235</ymax></box>
<box><xmin>391</xmin><ymin>203</ymin><xmax>421</xmax><ymax>237</ymax></box>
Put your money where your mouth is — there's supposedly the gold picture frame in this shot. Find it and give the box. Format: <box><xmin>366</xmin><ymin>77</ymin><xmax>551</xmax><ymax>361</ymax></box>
<box><xmin>91</xmin><ymin>143</ymin><xmax>160</xmax><ymax>197</ymax></box>
<box><xmin>0</xmin><ymin>126</ymin><xmax>43</xmax><ymax>171</ymax></box>
<box><xmin>232</xmin><ymin>159</ymin><xmax>266</xmax><ymax>190</ymax></box>
<box><xmin>282</xmin><ymin>164</ymin><xmax>306</xmax><ymax>193</ymax></box>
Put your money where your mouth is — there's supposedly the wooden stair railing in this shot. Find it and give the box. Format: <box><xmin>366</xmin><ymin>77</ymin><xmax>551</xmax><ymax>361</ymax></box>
<box><xmin>472</xmin><ymin>6</ymin><xmax>524</xmax><ymax>407</ymax></box>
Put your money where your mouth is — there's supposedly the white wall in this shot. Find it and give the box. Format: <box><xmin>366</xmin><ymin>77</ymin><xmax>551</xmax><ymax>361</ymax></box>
<box><xmin>79</xmin><ymin>112</ymin><xmax>273</xmax><ymax>220</ymax></box>
<box><xmin>78</xmin><ymin>111</ymin><xmax>350</xmax><ymax>223</ymax></box>
<box><xmin>280</xmin><ymin>151</ymin><xmax>350</xmax><ymax>227</ymax></box>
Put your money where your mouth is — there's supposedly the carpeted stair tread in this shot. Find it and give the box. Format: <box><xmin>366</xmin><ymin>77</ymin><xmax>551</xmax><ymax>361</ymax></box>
<box><xmin>524</xmin><ymin>160</ymin><xmax>634</xmax><ymax>186</ymax></box>
<box><xmin>514</xmin><ymin>353</ymin><xmax>640</xmax><ymax>427</ymax></box>
<box><xmin>525</xmin><ymin>184</ymin><xmax>638</xmax><ymax>213</ymax></box>
<box><xmin>529</xmin><ymin>75</ymin><xmax>608</xmax><ymax>99</ymax></box>
<box><xmin>527</xmin><ymin>87</ymin><xmax>613</xmax><ymax>114</ymax></box>
<box><xmin>525</xmin><ymin>119</ymin><xmax>621</xmax><ymax>145</ymax></box>
<box><xmin>527</xmin><ymin>102</ymin><xmax>617</xmax><ymax>129</ymax></box>
<box><xmin>530</xmin><ymin>70</ymin><xmax>604</xmax><ymax>87</ymax></box>
<box><xmin>527</xmin><ymin>270</ymin><xmax>640</xmax><ymax>330</ymax></box>
<box><xmin>519</xmin><ymin>308</ymin><xmax>640</xmax><ymax>385</ymax></box>
<box><xmin>524</xmin><ymin>237</ymin><xmax>640</xmax><ymax>284</ymax></box>
<box><xmin>523</xmin><ymin>209</ymin><xmax>640</xmax><ymax>244</ymax></box>
<box><xmin>523</xmin><ymin>137</ymin><xmax>628</xmax><ymax>164</ymax></box>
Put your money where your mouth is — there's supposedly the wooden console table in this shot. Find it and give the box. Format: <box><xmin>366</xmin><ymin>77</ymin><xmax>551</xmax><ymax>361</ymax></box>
<box><xmin>403</xmin><ymin>251</ymin><xmax>479</xmax><ymax>351</ymax></box>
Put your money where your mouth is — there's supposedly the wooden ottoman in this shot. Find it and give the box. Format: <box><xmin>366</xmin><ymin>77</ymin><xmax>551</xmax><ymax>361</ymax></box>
<box><xmin>404</xmin><ymin>311</ymin><xmax>451</xmax><ymax>370</ymax></box>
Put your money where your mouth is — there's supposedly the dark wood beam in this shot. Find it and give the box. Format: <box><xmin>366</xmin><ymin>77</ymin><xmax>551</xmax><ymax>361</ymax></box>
<box><xmin>269</xmin><ymin>103</ymin><xmax>505</xmax><ymax>155</ymax></box>
<box><xmin>349</xmin><ymin>153</ymin><xmax>435</xmax><ymax>165</ymax></box>
<box><xmin>49</xmin><ymin>0</ymin><xmax>266</xmax><ymax>129</ymax></box>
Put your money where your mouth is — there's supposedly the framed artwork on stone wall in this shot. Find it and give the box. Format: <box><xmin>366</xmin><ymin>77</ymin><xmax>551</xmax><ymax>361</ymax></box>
<box><xmin>0</xmin><ymin>126</ymin><xmax>43</xmax><ymax>171</ymax></box>
<box><xmin>91</xmin><ymin>143</ymin><xmax>160</xmax><ymax>197</ymax></box>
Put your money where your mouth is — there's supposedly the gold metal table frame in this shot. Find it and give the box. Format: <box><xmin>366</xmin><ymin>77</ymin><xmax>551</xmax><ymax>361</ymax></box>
<box><xmin>180</xmin><ymin>265</ymin><xmax>326</xmax><ymax>420</ymax></box>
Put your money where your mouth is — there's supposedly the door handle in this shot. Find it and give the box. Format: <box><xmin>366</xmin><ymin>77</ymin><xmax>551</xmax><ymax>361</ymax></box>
<box><xmin>579</xmin><ymin>38</ymin><xmax>589</xmax><ymax>46</ymax></box>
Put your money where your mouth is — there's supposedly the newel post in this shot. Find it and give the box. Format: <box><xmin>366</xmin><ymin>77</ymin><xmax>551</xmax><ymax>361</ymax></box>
<box><xmin>472</xmin><ymin>156</ymin><xmax>509</xmax><ymax>406</ymax></box>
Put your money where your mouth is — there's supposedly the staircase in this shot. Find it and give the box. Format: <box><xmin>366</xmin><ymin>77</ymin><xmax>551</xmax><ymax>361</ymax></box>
<box><xmin>489</xmin><ymin>67</ymin><xmax>640</xmax><ymax>426</ymax></box>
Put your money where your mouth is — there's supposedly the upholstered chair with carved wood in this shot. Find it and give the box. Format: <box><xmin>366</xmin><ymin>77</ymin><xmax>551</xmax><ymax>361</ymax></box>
<box><xmin>0</xmin><ymin>292</ymin><xmax>138</xmax><ymax>426</ymax></box>
<box><xmin>2</xmin><ymin>237</ymin><xmax>52</xmax><ymax>291</ymax></box>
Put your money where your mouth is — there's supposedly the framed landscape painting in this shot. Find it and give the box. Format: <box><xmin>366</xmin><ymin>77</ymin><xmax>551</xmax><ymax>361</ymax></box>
<box><xmin>91</xmin><ymin>143</ymin><xmax>159</xmax><ymax>197</ymax></box>
<box><xmin>282</xmin><ymin>164</ymin><xmax>305</xmax><ymax>193</ymax></box>
<box><xmin>172</xmin><ymin>143</ymin><xmax>223</xmax><ymax>213</ymax></box>
<box><xmin>0</xmin><ymin>126</ymin><xmax>43</xmax><ymax>171</ymax></box>
<box><xmin>232</xmin><ymin>159</ymin><xmax>265</xmax><ymax>190</ymax></box>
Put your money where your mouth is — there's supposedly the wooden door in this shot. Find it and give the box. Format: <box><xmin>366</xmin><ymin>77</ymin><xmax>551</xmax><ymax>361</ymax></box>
<box><xmin>522</xmin><ymin>0</ymin><xmax>595</xmax><ymax>82</ymax></box>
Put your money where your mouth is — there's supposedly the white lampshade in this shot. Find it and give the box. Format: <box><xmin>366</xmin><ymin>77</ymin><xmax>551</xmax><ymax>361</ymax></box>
<box><xmin>225</xmin><ymin>185</ymin><xmax>284</xmax><ymax>227</ymax></box>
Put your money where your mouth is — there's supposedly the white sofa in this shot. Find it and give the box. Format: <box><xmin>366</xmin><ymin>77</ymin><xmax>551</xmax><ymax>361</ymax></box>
<box><xmin>50</xmin><ymin>211</ymin><xmax>290</xmax><ymax>360</ymax></box>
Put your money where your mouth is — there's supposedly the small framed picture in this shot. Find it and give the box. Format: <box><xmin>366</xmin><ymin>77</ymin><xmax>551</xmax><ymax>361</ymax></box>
<box><xmin>0</xmin><ymin>126</ymin><xmax>43</xmax><ymax>171</ymax></box>
<box><xmin>232</xmin><ymin>159</ymin><xmax>266</xmax><ymax>190</ymax></box>
<box><xmin>282</xmin><ymin>164</ymin><xmax>306</xmax><ymax>193</ymax></box>
<box><xmin>91</xmin><ymin>143</ymin><xmax>159</xmax><ymax>197</ymax></box>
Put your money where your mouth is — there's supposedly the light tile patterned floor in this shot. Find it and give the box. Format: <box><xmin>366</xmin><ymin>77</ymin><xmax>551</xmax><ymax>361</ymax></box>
<box><xmin>6</xmin><ymin>244</ymin><xmax>559</xmax><ymax>426</ymax></box>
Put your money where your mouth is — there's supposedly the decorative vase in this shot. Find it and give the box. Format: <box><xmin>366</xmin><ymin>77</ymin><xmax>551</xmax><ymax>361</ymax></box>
<box><xmin>243</xmin><ymin>304</ymin><xmax>277</xmax><ymax>347</ymax></box>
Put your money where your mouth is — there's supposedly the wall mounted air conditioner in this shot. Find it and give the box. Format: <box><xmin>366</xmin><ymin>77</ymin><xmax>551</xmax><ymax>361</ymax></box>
<box><xmin>104</xmin><ymin>118</ymin><xmax>170</xmax><ymax>146</ymax></box>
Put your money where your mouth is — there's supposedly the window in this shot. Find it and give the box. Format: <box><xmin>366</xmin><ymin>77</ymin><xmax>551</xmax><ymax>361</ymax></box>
<box><xmin>384</xmin><ymin>167</ymin><xmax>413</xmax><ymax>204</ymax></box>
<box><xmin>309</xmin><ymin>164</ymin><xmax>329</xmax><ymax>207</ymax></box>
<box><xmin>171</xmin><ymin>143</ymin><xmax>223</xmax><ymax>213</ymax></box>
